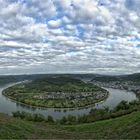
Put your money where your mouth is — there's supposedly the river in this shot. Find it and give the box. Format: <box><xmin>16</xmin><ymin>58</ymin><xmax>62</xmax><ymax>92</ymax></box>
<box><xmin>0</xmin><ymin>83</ymin><xmax>138</xmax><ymax>119</ymax></box>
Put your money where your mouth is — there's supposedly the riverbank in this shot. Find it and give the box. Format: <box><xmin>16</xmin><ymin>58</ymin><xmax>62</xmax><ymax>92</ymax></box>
<box><xmin>12</xmin><ymin>100</ymin><xmax>140</xmax><ymax>125</ymax></box>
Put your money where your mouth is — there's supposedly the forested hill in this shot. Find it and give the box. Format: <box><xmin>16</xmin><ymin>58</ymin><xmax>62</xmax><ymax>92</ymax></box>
<box><xmin>16</xmin><ymin>76</ymin><xmax>104</xmax><ymax>93</ymax></box>
<box><xmin>0</xmin><ymin>74</ymin><xmax>97</xmax><ymax>85</ymax></box>
<box><xmin>1</xmin><ymin>73</ymin><xmax>140</xmax><ymax>86</ymax></box>
<box><xmin>91</xmin><ymin>73</ymin><xmax>140</xmax><ymax>83</ymax></box>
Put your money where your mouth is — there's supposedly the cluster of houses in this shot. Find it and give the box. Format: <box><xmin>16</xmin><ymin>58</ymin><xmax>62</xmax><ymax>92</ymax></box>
<box><xmin>33</xmin><ymin>90</ymin><xmax>108</xmax><ymax>100</ymax></box>
<box><xmin>91</xmin><ymin>80</ymin><xmax>140</xmax><ymax>95</ymax></box>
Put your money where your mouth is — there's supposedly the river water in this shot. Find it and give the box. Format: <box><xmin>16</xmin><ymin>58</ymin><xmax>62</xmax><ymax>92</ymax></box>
<box><xmin>0</xmin><ymin>83</ymin><xmax>138</xmax><ymax>119</ymax></box>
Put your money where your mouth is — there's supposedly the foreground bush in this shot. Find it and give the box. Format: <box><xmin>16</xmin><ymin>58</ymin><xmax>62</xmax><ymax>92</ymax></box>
<box><xmin>12</xmin><ymin>111</ymin><xmax>54</xmax><ymax>123</ymax></box>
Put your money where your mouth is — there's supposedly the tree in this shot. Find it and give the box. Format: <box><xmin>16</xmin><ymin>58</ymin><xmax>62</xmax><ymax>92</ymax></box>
<box><xmin>47</xmin><ymin>115</ymin><xmax>54</xmax><ymax>123</ymax></box>
<box><xmin>60</xmin><ymin>116</ymin><xmax>67</xmax><ymax>124</ymax></box>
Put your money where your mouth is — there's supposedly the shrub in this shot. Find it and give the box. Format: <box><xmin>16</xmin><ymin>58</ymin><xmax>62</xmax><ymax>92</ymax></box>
<box><xmin>47</xmin><ymin>115</ymin><xmax>54</xmax><ymax>123</ymax></box>
<box><xmin>12</xmin><ymin>111</ymin><xmax>45</xmax><ymax>122</ymax></box>
<box><xmin>115</xmin><ymin>101</ymin><xmax>130</xmax><ymax>111</ymax></box>
<box><xmin>60</xmin><ymin>116</ymin><xmax>67</xmax><ymax>124</ymax></box>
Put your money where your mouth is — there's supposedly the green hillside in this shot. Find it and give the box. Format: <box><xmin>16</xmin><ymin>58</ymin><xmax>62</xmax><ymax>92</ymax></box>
<box><xmin>0</xmin><ymin>111</ymin><xmax>140</xmax><ymax>139</ymax></box>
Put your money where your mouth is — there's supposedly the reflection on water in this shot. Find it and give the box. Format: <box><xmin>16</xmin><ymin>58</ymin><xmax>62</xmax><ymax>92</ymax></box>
<box><xmin>0</xmin><ymin>83</ymin><xmax>138</xmax><ymax>119</ymax></box>
<box><xmin>16</xmin><ymin>102</ymin><xmax>37</xmax><ymax>111</ymax></box>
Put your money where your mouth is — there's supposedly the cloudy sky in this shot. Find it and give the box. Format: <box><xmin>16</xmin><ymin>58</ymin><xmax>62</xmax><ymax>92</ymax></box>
<box><xmin>0</xmin><ymin>0</ymin><xmax>140</xmax><ymax>75</ymax></box>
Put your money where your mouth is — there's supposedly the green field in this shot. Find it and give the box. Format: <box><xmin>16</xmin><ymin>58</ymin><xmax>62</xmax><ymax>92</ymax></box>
<box><xmin>0</xmin><ymin>111</ymin><xmax>140</xmax><ymax>139</ymax></box>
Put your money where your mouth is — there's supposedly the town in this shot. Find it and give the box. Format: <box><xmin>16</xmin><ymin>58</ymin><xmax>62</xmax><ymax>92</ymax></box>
<box><xmin>91</xmin><ymin>80</ymin><xmax>140</xmax><ymax>97</ymax></box>
<box><xmin>33</xmin><ymin>90</ymin><xmax>108</xmax><ymax>101</ymax></box>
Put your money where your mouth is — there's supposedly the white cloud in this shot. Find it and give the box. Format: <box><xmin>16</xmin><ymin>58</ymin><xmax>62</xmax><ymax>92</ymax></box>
<box><xmin>0</xmin><ymin>0</ymin><xmax>140</xmax><ymax>75</ymax></box>
<box><xmin>48</xmin><ymin>19</ymin><xmax>61</xmax><ymax>28</ymax></box>
<box><xmin>22</xmin><ymin>0</ymin><xmax>56</xmax><ymax>20</ymax></box>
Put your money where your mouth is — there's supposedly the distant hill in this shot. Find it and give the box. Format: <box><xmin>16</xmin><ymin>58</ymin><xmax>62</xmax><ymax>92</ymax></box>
<box><xmin>1</xmin><ymin>73</ymin><xmax>140</xmax><ymax>85</ymax></box>
<box><xmin>91</xmin><ymin>75</ymin><xmax>121</xmax><ymax>82</ymax></box>
<box><xmin>22</xmin><ymin>76</ymin><xmax>102</xmax><ymax>93</ymax></box>
<box><xmin>122</xmin><ymin>73</ymin><xmax>140</xmax><ymax>83</ymax></box>
<box><xmin>91</xmin><ymin>73</ymin><xmax>140</xmax><ymax>83</ymax></box>
<box><xmin>0</xmin><ymin>74</ymin><xmax>98</xmax><ymax>85</ymax></box>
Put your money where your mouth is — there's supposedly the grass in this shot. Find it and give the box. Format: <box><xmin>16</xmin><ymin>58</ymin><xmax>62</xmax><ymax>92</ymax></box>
<box><xmin>1</xmin><ymin>111</ymin><xmax>140</xmax><ymax>139</ymax></box>
<box><xmin>64</xmin><ymin>111</ymin><xmax>140</xmax><ymax>139</ymax></box>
